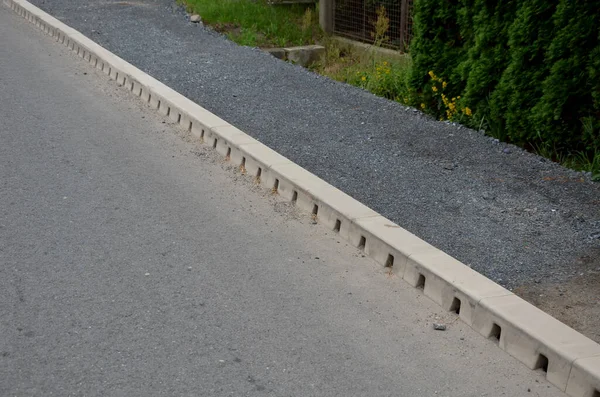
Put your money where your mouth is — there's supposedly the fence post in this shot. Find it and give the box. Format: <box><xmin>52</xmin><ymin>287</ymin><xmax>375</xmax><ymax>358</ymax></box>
<box><xmin>399</xmin><ymin>0</ymin><xmax>408</xmax><ymax>51</ymax></box>
<box><xmin>319</xmin><ymin>0</ymin><xmax>334</xmax><ymax>34</ymax></box>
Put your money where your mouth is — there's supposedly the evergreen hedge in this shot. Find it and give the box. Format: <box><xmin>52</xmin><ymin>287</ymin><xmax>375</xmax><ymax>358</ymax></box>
<box><xmin>409</xmin><ymin>0</ymin><xmax>600</xmax><ymax>159</ymax></box>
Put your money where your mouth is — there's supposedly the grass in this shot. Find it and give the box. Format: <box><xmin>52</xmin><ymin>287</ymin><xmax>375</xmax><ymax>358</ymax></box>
<box><xmin>311</xmin><ymin>39</ymin><xmax>413</xmax><ymax>103</ymax></box>
<box><xmin>534</xmin><ymin>141</ymin><xmax>600</xmax><ymax>181</ymax></box>
<box><xmin>179</xmin><ymin>0</ymin><xmax>321</xmax><ymax>48</ymax></box>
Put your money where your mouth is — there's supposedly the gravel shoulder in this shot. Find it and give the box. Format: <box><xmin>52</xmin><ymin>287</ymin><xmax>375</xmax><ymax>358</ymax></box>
<box><xmin>20</xmin><ymin>0</ymin><xmax>600</xmax><ymax>341</ymax></box>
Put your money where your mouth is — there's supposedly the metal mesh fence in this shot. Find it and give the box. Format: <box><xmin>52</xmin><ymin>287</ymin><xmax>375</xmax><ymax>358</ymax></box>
<box><xmin>333</xmin><ymin>0</ymin><xmax>412</xmax><ymax>51</ymax></box>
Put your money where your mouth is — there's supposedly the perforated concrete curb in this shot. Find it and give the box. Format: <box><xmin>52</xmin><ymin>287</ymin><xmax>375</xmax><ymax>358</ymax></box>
<box><xmin>5</xmin><ymin>1</ymin><xmax>600</xmax><ymax>395</ymax></box>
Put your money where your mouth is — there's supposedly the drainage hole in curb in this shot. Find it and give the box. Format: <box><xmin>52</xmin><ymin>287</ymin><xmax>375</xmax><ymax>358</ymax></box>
<box><xmin>312</xmin><ymin>204</ymin><xmax>319</xmax><ymax>217</ymax></box>
<box><xmin>147</xmin><ymin>94</ymin><xmax>152</xmax><ymax>104</ymax></box>
<box><xmin>256</xmin><ymin>167</ymin><xmax>262</xmax><ymax>183</ymax></box>
<box><xmin>240</xmin><ymin>157</ymin><xmax>246</xmax><ymax>173</ymax></box>
<box><xmin>416</xmin><ymin>274</ymin><xmax>425</xmax><ymax>289</ymax></box>
<box><xmin>489</xmin><ymin>323</ymin><xmax>501</xmax><ymax>344</ymax></box>
<box><xmin>166</xmin><ymin>107</ymin><xmax>171</xmax><ymax>117</ymax></box>
<box><xmin>449</xmin><ymin>297</ymin><xmax>461</xmax><ymax>315</ymax></box>
<box><xmin>334</xmin><ymin>219</ymin><xmax>341</xmax><ymax>233</ymax></box>
<box><xmin>212</xmin><ymin>139</ymin><xmax>218</xmax><ymax>149</ymax></box>
<box><xmin>272</xmin><ymin>178</ymin><xmax>279</xmax><ymax>193</ymax></box>
<box><xmin>187</xmin><ymin>121</ymin><xmax>192</xmax><ymax>132</ymax></box>
<box><xmin>358</xmin><ymin>236</ymin><xmax>366</xmax><ymax>250</ymax></box>
<box><xmin>200</xmin><ymin>129</ymin><xmax>205</xmax><ymax>139</ymax></box>
<box><xmin>291</xmin><ymin>190</ymin><xmax>298</xmax><ymax>203</ymax></box>
<box><xmin>534</xmin><ymin>354</ymin><xmax>549</xmax><ymax>373</ymax></box>
<box><xmin>226</xmin><ymin>147</ymin><xmax>232</xmax><ymax>159</ymax></box>
<box><xmin>177</xmin><ymin>114</ymin><xmax>182</xmax><ymax>124</ymax></box>
<box><xmin>385</xmin><ymin>254</ymin><xmax>394</xmax><ymax>268</ymax></box>
<box><xmin>130</xmin><ymin>82</ymin><xmax>134</xmax><ymax>91</ymax></box>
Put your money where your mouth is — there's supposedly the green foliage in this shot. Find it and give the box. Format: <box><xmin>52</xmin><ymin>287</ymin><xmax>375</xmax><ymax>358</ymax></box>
<box><xmin>181</xmin><ymin>0</ymin><xmax>321</xmax><ymax>48</ymax></box>
<box><xmin>490</xmin><ymin>0</ymin><xmax>556</xmax><ymax>146</ymax></box>
<box><xmin>409</xmin><ymin>0</ymin><xmax>600</xmax><ymax>164</ymax></box>
<box><xmin>409</xmin><ymin>0</ymin><xmax>465</xmax><ymax>107</ymax></box>
<box><xmin>349</xmin><ymin>59</ymin><xmax>413</xmax><ymax>101</ymax></box>
<box><xmin>314</xmin><ymin>39</ymin><xmax>413</xmax><ymax>103</ymax></box>
<box><xmin>531</xmin><ymin>0</ymin><xmax>600</xmax><ymax>153</ymax></box>
<box><xmin>458</xmin><ymin>1</ymin><xmax>517</xmax><ymax>121</ymax></box>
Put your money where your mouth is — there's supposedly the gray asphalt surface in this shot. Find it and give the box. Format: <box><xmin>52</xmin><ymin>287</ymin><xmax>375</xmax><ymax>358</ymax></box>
<box><xmin>0</xmin><ymin>7</ymin><xmax>566</xmax><ymax>397</ymax></box>
<box><xmin>24</xmin><ymin>0</ymin><xmax>600</xmax><ymax>290</ymax></box>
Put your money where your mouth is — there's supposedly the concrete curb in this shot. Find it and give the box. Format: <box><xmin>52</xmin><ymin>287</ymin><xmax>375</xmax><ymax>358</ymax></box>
<box><xmin>5</xmin><ymin>1</ymin><xmax>600</xmax><ymax>395</ymax></box>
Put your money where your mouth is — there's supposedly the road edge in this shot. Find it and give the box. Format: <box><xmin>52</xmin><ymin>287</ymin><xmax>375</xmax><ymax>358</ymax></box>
<box><xmin>4</xmin><ymin>1</ymin><xmax>600</xmax><ymax>395</ymax></box>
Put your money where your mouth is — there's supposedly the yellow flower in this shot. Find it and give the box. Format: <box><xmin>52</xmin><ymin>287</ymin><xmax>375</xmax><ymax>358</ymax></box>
<box><xmin>383</xmin><ymin>61</ymin><xmax>388</xmax><ymax>66</ymax></box>
<box><xmin>442</xmin><ymin>81</ymin><xmax>447</xmax><ymax>89</ymax></box>
<box><xmin>432</xmin><ymin>86</ymin><xmax>438</xmax><ymax>92</ymax></box>
<box><xmin>428</xmin><ymin>71</ymin><xmax>435</xmax><ymax>78</ymax></box>
<box><xmin>361</xmin><ymin>76</ymin><xmax>366</xmax><ymax>81</ymax></box>
<box><xmin>464</xmin><ymin>107</ymin><xmax>472</xmax><ymax>116</ymax></box>
<box><xmin>420</xmin><ymin>103</ymin><xmax>426</xmax><ymax>109</ymax></box>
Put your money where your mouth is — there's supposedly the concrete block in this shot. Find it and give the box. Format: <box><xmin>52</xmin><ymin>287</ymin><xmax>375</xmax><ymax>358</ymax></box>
<box><xmin>114</xmin><ymin>70</ymin><xmax>126</xmax><ymax>86</ymax></box>
<box><xmin>184</xmin><ymin>109</ymin><xmax>227</xmax><ymax>140</ymax></box>
<box><xmin>210</xmin><ymin>125</ymin><xmax>259</xmax><ymax>158</ymax></box>
<box><xmin>140</xmin><ymin>86</ymin><xmax>152</xmax><ymax>103</ymax></box>
<box><xmin>267</xmin><ymin>162</ymin><xmax>323</xmax><ymax>210</ymax></box>
<box><xmin>310</xmin><ymin>187</ymin><xmax>379</xmax><ymax>238</ymax></box>
<box><xmin>131</xmin><ymin>80</ymin><xmax>143</xmax><ymax>97</ymax></box>
<box><xmin>267</xmin><ymin>163</ymin><xmax>380</xmax><ymax>235</ymax></box>
<box><xmin>229</xmin><ymin>144</ymin><xmax>255</xmax><ymax>168</ymax></box>
<box><xmin>473</xmin><ymin>294</ymin><xmax>600</xmax><ymax>391</ymax></box>
<box><xmin>178</xmin><ymin>113</ymin><xmax>193</xmax><ymax>133</ymax></box>
<box><xmin>566</xmin><ymin>355</ymin><xmax>600</xmax><ymax>397</ymax></box>
<box><xmin>237</xmin><ymin>142</ymin><xmax>291</xmax><ymax>169</ymax></box>
<box><xmin>235</xmin><ymin>143</ymin><xmax>291</xmax><ymax>187</ymax></box>
<box><xmin>349</xmin><ymin>216</ymin><xmax>431</xmax><ymax>272</ymax></box>
<box><xmin>158</xmin><ymin>98</ymin><xmax>170</xmax><ymax>116</ymax></box>
<box><xmin>168</xmin><ymin>107</ymin><xmax>180</xmax><ymax>123</ymax></box>
<box><xmin>264</xmin><ymin>48</ymin><xmax>286</xmax><ymax>60</ymax></box>
<box><xmin>284</xmin><ymin>45</ymin><xmax>325</xmax><ymax>67</ymax></box>
<box><xmin>108</xmin><ymin>65</ymin><xmax>119</xmax><ymax>81</ymax></box>
<box><xmin>404</xmin><ymin>248</ymin><xmax>510</xmax><ymax>325</ymax></box>
<box><xmin>148</xmin><ymin>92</ymin><xmax>160</xmax><ymax>109</ymax></box>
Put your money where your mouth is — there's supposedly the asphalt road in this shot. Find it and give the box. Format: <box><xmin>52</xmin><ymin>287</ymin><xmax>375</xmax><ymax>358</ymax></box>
<box><xmin>0</xmin><ymin>6</ymin><xmax>565</xmax><ymax>397</ymax></box>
